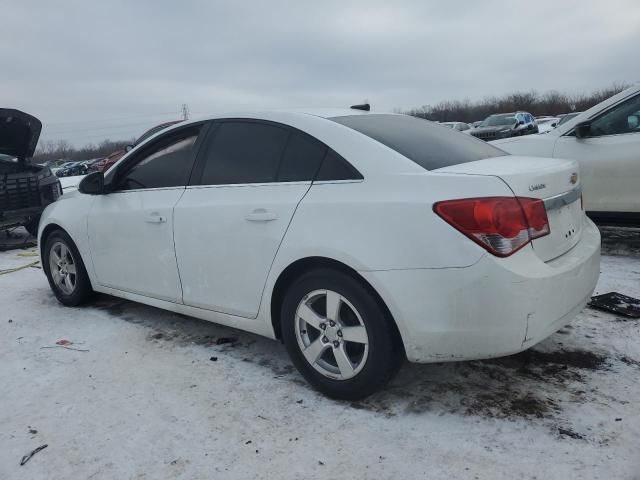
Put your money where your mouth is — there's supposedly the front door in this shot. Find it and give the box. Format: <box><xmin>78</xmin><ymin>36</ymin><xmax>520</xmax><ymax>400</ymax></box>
<box><xmin>88</xmin><ymin>124</ymin><xmax>205</xmax><ymax>302</ymax></box>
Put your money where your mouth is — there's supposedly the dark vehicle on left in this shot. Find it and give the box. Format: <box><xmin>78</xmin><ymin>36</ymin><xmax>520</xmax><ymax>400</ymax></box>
<box><xmin>470</xmin><ymin>112</ymin><xmax>538</xmax><ymax>141</ymax></box>
<box><xmin>0</xmin><ymin>109</ymin><xmax>62</xmax><ymax>235</ymax></box>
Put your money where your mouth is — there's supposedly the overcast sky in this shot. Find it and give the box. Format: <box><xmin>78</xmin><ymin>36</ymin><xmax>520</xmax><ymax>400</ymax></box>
<box><xmin>1</xmin><ymin>0</ymin><xmax>638</xmax><ymax>146</ymax></box>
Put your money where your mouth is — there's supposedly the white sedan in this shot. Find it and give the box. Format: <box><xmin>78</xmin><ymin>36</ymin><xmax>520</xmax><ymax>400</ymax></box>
<box><xmin>493</xmin><ymin>84</ymin><xmax>640</xmax><ymax>221</ymax></box>
<box><xmin>38</xmin><ymin>109</ymin><xmax>600</xmax><ymax>399</ymax></box>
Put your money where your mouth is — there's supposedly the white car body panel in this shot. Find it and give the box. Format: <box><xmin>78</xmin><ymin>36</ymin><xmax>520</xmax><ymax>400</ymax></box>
<box><xmin>174</xmin><ymin>182</ymin><xmax>311</xmax><ymax>318</ymax></box>
<box><xmin>493</xmin><ymin>84</ymin><xmax>640</xmax><ymax>213</ymax></box>
<box><xmin>87</xmin><ymin>187</ymin><xmax>184</xmax><ymax>302</ymax></box>
<box><xmin>38</xmin><ymin>109</ymin><xmax>601</xmax><ymax>363</ymax></box>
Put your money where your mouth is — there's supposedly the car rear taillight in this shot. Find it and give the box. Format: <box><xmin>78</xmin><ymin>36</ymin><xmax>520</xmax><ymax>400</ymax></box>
<box><xmin>433</xmin><ymin>197</ymin><xmax>550</xmax><ymax>257</ymax></box>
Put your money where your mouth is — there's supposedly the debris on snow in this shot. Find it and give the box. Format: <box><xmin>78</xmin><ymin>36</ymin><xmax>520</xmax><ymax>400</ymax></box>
<box><xmin>589</xmin><ymin>292</ymin><xmax>640</xmax><ymax>318</ymax></box>
<box><xmin>19</xmin><ymin>444</ymin><xmax>48</xmax><ymax>466</ymax></box>
<box><xmin>40</xmin><ymin>339</ymin><xmax>89</xmax><ymax>352</ymax></box>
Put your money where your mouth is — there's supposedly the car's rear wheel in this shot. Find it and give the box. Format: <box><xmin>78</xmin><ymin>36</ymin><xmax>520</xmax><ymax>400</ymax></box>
<box><xmin>43</xmin><ymin>230</ymin><xmax>93</xmax><ymax>306</ymax></box>
<box><xmin>281</xmin><ymin>268</ymin><xmax>403</xmax><ymax>400</ymax></box>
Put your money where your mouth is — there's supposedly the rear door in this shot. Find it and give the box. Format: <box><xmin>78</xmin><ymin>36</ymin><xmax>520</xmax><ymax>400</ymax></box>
<box><xmin>88</xmin><ymin>124</ymin><xmax>205</xmax><ymax>302</ymax></box>
<box><xmin>554</xmin><ymin>92</ymin><xmax>640</xmax><ymax>213</ymax></box>
<box><xmin>173</xmin><ymin>120</ymin><xmax>327</xmax><ymax>318</ymax></box>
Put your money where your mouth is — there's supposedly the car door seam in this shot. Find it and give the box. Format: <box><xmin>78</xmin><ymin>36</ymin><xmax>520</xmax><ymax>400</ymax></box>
<box><xmin>252</xmin><ymin>182</ymin><xmax>314</xmax><ymax>320</ymax></box>
<box><xmin>172</xmin><ymin>188</ymin><xmax>188</xmax><ymax>304</ymax></box>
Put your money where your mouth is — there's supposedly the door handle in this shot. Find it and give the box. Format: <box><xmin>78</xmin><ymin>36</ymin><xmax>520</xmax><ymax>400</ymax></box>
<box><xmin>245</xmin><ymin>208</ymin><xmax>277</xmax><ymax>222</ymax></box>
<box><xmin>145</xmin><ymin>213</ymin><xmax>167</xmax><ymax>224</ymax></box>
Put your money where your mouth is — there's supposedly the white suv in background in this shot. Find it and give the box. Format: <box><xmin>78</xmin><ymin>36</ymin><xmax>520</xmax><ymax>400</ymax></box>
<box><xmin>493</xmin><ymin>84</ymin><xmax>640</xmax><ymax>221</ymax></box>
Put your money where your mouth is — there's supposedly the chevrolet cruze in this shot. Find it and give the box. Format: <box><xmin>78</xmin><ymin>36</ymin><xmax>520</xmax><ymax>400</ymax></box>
<box><xmin>39</xmin><ymin>109</ymin><xmax>600</xmax><ymax>399</ymax></box>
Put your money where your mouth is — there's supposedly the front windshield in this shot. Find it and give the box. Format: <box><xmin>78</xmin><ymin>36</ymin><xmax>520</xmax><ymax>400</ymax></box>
<box><xmin>481</xmin><ymin>115</ymin><xmax>517</xmax><ymax>127</ymax></box>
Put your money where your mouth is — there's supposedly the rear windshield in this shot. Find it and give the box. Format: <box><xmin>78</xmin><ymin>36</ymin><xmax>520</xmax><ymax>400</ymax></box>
<box><xmin>329</xmin><ymin>114</ymin><xmax>506</xmax><ymax>171</ymax></box>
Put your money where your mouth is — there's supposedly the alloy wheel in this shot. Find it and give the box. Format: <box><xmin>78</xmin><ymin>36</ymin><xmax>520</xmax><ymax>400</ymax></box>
<box><xmin>295</xmin><ymin>289</ymin><xmax>369</xmax><ymax>380</ymax></box>
<box><xmin>49</xmin><ymin>241</ymin><xmax>77</xmax><ymax>295</ymax></box>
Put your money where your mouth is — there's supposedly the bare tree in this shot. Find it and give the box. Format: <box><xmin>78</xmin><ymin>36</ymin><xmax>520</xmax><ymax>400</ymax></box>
<box><xmin>403</xmin><ymin>83</ymin><xmax>631</xmax><ymax>123</ymax></box>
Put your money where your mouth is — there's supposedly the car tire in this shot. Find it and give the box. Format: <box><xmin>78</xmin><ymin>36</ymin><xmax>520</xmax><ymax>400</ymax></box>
<box><xmin>42</xmin><ymin>229</ymin><xmax>94</xmax><ymax>306</ymax></box>
<box><xmin>281</xmin><ymin>268</ymin><xmax>403</xmax><ymax>400</ymax></box>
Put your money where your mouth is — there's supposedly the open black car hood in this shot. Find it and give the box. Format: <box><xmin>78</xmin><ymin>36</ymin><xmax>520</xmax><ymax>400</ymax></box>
<box><xmin>0</xmin><ymin>109</ymin><xmax>42</xmax><ymax>160</ymax></box>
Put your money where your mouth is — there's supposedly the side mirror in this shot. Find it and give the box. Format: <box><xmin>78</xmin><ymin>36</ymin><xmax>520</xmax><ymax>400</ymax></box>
<box><xmin>124</xmin><ymin>144</ymin><xmax>134</xmax><ymax>152</ymax></box>
<box><xmin>518</xmin><ymin>120</ymin><xmax>525</xmax><ymax>126</ymax></box>
<box><xmin>78</xmin><ymin>171</ymin><xmax>105</xmax><ymax>195</ymax></box>
<box><xmin>574</xmin><ymin>121</ymin><xmax>591</xmax><ymax>139</ymax></box>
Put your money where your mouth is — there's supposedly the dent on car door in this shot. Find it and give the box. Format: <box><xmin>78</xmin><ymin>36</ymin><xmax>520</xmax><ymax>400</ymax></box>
<box><xmin>87</xmin><ymin>124</ymin><xmax>206</xmax><ymax>301</ymax></box>
<box><xmin>554</xmin><ymin>93</ymin><xmax>640</xmax><ymax>213</ymax></box>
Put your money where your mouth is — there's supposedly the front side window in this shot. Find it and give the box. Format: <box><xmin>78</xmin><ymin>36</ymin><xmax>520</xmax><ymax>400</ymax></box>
<box><xmin>589</xmin><ymin>94</ymin><xmax>640</xmax><ymax>136</ymax></box>
<box><xmin>199</xmin><ymin>121</ymin><xmax>288</xmax><ymax>185</ymax></box>
<box><xmin>331</xmin><ymin>114</ymin><xmax>506</xmax><ymax>171</ymax></box>
<box><xmin>114</xmin><ymin>126</ymin><xmax>201</xmax><ymax>191</ymax></box>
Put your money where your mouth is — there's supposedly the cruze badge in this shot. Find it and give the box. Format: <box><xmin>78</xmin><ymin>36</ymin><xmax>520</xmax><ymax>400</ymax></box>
<box><xmin>529</xmin><ymin>183</ymin><xmax>546</xmax><ymax>192</ymax></box>
<box><xmin>570</xmin><ymin>172</ymin><xmax>578</xmax><ymax>185</ymax></box>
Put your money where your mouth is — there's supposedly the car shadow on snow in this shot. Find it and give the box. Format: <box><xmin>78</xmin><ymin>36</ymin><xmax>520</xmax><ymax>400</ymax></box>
<box><xmin>86</xmin><ymin>293</ymin><xmax>636</xmax><ymax>439</ymax></box>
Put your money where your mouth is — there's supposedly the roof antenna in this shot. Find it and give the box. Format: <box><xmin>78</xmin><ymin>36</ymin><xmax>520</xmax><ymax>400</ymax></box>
<box><xmin>350</xmin><ymin>103</ymin><xmax>370</xmax><ymax>111</ymax></box>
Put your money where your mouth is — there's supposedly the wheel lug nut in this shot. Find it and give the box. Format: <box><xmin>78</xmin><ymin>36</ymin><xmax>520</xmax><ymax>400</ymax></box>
<box><xmin>322</xmin><ymin>336</ymin><xmax>328</xmax><ymax>343</ymax></box>
<box><xmin>320</xmin><ymin>323</ymin><xmax>326</xmax><ymax>330</ymax></box>
<box><xmin>329</xmin><ymin>321</ymin><xmax>335</xmax><ymax>327</ymax></box>
<box><xmin>337</xmin><ymin>330</ymin><xmax>343</xmax><ymax>337</ymax></box>
<box><xmin>333</xmin><ymin>341</ymin><xmax>340</xmax><ymax>348</ymax></box>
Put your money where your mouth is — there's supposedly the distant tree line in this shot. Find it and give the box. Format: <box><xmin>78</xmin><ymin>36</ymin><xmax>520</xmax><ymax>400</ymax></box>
<box><xmin>403</xmin><ymin>83</ymin><xmax>630</xmax><ymax>123</ymax></box>
<box><xmin>33</xmin><ymin>138</ymin><xmax>133</xmax><ymax>163</ymax></box>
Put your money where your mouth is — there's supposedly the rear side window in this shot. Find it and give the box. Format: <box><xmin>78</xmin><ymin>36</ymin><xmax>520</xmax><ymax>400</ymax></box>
<box><xmin>316</xmin><ymin>150</ymin><xmax>363</xmax><ymax>181</ymax></box>
<box><xmin>330</xmin><ymin>114</ymin><xmax>506</xmax><ymax>171</ymax></box>
<box><xmin>200</xmin><ymin>121</ymin><xmax>288</xmax><ymax>185</ymax></box>
<box><xmin>277</xmin><ymin>132</ymin><xmax>326</xmax><ymax>182</ymax></box>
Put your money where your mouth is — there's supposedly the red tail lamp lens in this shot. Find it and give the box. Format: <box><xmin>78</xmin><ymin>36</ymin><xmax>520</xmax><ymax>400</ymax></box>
<box><xmin>434</xmin><ymin>197</ymin><xmax>550</xmax><ymax>257</ymax></box>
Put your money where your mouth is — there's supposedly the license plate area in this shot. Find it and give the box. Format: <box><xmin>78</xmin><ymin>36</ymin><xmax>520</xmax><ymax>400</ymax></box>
<box><xmin>531</xmin><ymin>196</ymin><xmax>583</xmax><ymax>262</ymax></box>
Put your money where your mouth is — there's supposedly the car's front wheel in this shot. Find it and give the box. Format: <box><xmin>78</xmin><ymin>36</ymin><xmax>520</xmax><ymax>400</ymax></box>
<box><xmin>43</xmin><ymin>229</ymin><xmax>93</xmax><ymax>306</ymax></box>
<box><xmin>281</xmin><ymin>269</ymin><xmax>403</xmax><ymax>400</ymax></box>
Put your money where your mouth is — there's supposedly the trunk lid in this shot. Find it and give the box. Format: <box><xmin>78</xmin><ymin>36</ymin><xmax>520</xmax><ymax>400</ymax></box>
<box><xmin>0</xmin><ymin>109</ymin><xmax>42</xmax><ymax>161</ymax></box>
<box><xmin>435</xmin><ymin>155</ymin><xmax>583</xmax><ymax>262</ymax></box>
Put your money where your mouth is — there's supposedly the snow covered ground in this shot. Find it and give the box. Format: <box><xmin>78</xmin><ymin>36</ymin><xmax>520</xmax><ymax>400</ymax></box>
<box><xmin>1</xmin><ymin>228</ymin><xmax>639</xmax><ymax>479</ymax></box>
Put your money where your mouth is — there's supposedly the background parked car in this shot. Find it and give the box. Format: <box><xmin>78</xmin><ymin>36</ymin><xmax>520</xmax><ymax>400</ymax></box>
<box><xmin>492</xmin><ymin>84</ymin><xmax>640</xmax><ymax>221</ymax></box>
<box><xmin>469</xmin><ymin>112</ymin><xmax>538</xmax><ymax>141</ymax></box>
<box><xmin>92</xmin><ymin>120</ymin><xmax>182</xmax><ymax>172</ymax></box>
<box><xmin>441</xmin><ymin>121</ymin><xmax>472</xmax><ymax>133</ymax></box>
<box><xmin>0</xmin><ymin>109</ymin><xmax>62</xmax><ymax>235</ymax></box>
<box><xmin>535</xmin><ymin>116</ymin><xmax>561</xmax><ymax>133</ymax></box>
<box><xmin>55</xmin><ymin>161</ymin><xmax>88</xmax><ymax>177</ymax></box>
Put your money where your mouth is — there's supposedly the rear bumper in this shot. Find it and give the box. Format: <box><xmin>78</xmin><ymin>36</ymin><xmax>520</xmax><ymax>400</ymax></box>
<box><xmin>361</xmin><ymin>217</ymin><xmax>601</xmax><ymax>363</ymax></box>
